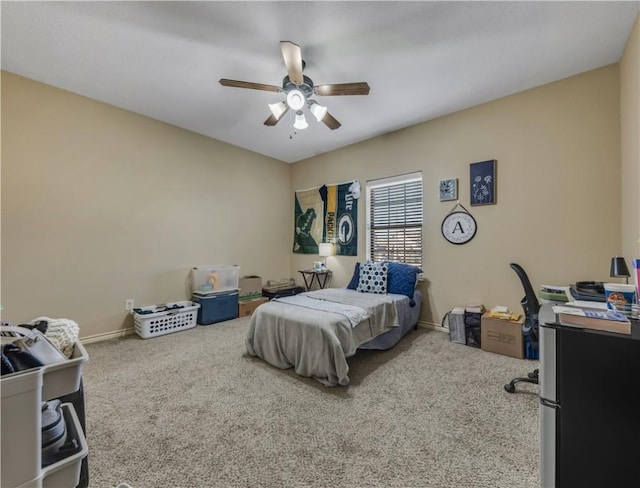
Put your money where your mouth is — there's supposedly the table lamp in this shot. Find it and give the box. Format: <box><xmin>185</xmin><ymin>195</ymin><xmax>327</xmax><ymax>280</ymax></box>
<box><xmin>318</xmin><ymin>243</ymin><xmax>333</xmax><ymax>269</ymax></box>
<box><xmin>610</xmin><ymin>256</ymin><xmax>630</xmax><ymax>284</ymax></box>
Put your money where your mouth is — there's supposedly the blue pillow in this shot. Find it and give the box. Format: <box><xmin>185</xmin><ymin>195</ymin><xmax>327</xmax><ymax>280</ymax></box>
<box><xmin>385</xmin><ymin>261</ymin><xmax>422</xmax><ymax>299</ymax></box>
<box><xmin>347</xmin><ymin>262</ymin><xmax>361</xmax><ymax>290</ymax></box>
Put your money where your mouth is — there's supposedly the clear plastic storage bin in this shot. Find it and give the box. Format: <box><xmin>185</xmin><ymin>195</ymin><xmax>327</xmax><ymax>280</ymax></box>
<box><xmin>41</xmin><ymin>341</ymin><xmax>88</xmax><ymax>401</ymax></box>
<box><xmin>41</xmin><ymin>403</ymin><xmax>89</xmax><ymax>488</ymax></box>
<box><xmin>1</xmin><ymin>368</ymin><xmax>43</xmax><ymax>488</ymax></box>
<box><xmin>1</xmin><ymin>341</ymin><xmax>89</xmax><ymax>488</ymax></box>
<box><xmin>190</xmin><ymin>265</ymin><xmax>240</xmax><ymax>295</ymax></box>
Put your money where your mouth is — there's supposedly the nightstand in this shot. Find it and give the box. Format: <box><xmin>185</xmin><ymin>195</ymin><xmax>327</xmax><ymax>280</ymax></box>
<box><xmin>298</xmin><ymin>269</ymin><xmax>332</xmax><ymax>291</ymax></box>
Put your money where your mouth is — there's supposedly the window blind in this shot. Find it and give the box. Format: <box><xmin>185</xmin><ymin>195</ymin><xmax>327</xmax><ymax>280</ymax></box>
<box><xmin>368</xmin><ymin>177</ymin><xmax>423</xmax><ymax>267</ymax></box>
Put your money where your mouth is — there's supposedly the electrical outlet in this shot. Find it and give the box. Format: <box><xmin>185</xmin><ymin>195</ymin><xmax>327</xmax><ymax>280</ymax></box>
<box><xmin>125</xmin><ymin>299</ymin><xmax>134</xmax><ymax>311</ymax></box>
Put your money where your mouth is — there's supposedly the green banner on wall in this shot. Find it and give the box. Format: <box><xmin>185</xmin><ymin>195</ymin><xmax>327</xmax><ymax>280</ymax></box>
<box><xmin>320</xmin><ymin>182</ymin><xmax>358</xmax><ymax>256</ymax></box>
<box><xmin>292</xmin><ymin>187</ymin><xmax>324</xmax><ymax>254</ymax></box>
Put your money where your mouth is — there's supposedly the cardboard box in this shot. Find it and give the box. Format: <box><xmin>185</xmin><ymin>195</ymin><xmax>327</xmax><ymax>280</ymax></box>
<box><xmin>481</xmin><ymin>313</ymin><xmax>525</xmax><ymax>359</ymax></box>
<box><xmin>238</xmin><ymin>275</ymin><xmax>262</xmax><ymax>301</ymax></box>
<box><xmin>238</xmin><ymin>297</ymin><xmax>268</xmax><ymax>317</ymax></box>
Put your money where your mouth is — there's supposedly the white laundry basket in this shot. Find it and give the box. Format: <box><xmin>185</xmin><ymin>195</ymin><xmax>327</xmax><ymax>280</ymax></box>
<box><xmin>133</xmin><ymin>301</ymin><xmax>200</xmax><ymax>339</ymax></box>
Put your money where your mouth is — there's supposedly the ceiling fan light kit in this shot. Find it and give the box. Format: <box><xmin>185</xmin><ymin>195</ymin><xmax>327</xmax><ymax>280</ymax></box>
<box><xmin>268</xmin><ymin>101</ymin><xmax>288</xmax><ymax>121</ymax></box>
<box><xmin>309</xmin><ymin>101</ymin><xmax>328</xmax><ymax>122</ymax></box>
<box><xmin>294</xmin><ymin>111</ymin><xmax>309</xmax><ymax>130</ymax></box>
<box><xmin>219</xmin><ymin>41</ymin><xmax>370</xmax><ymax>132</ymax></box>
<box><xmin>286</xmin><ymin>89</ymin><xmax>305</xmax><ymax>111</ymax></box>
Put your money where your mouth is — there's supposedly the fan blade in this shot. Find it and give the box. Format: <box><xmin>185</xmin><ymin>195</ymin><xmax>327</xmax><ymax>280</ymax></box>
<box><xmin>280</xmin><ymin>41</ymin><xmax>303</xmax><ymax>85</ymax></box>
<box><xmin>264</xmin><ymin>105</ymin><xmax>289</xmax><ymax>126</ymax></box>
<box><xmin>314</xmin><ymin>82</ymin><xmax>370</xmax><ymax>96</ymax></box>
<box><xmin>264</xmin><ymin>114</ymin><xmax>281</xmax><ymax>126</ymax></box>
<box><xmin>322</xmin><ymin>112</ymin><xmax>342</xmax><ymax>130</ymax></box>
<box><xmin>219</xmin><ymin>79</ymin><xmax>281</xmax><ymax>92</ymax></box>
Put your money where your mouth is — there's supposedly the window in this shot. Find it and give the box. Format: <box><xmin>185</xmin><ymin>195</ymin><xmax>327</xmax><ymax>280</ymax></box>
<box><xmin>366</xmin><ymin>172</ymin><xmax>423</xmax><ymax>267</ymax></box>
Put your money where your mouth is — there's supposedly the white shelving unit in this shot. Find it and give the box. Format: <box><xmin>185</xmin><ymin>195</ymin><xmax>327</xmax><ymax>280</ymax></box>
<box><xmin>1</xmin><ymin>340</ymin><xmax>89</xmax><ymax>488</ymax></box>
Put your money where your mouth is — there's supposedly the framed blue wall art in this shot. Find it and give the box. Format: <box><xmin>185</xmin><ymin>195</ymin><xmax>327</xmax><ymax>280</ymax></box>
<box><xmin>470</xmin><ymin>159</ymin><xmax>497</xmax><ymax>206</ymax></box>
<box><xmin>439</xmin><ymin>178</ymin><xmax>458</xmax><ymax>202</ymax></box>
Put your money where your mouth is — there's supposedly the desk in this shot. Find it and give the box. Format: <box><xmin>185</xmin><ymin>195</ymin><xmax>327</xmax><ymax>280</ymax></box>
<box><xmin>298</xmin><ymin>269</ymin><xmax>332</xmax><ymax>291</ymax></box>
<box><xmin>539</xmin><ymin>305</ymin><xmax>640</xmax><ymax>487</ymax></box>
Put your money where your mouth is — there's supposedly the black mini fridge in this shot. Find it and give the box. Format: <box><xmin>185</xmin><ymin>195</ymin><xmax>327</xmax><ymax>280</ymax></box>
<box><xmin>539</xmin><ymin>307</ymin><xmax>640</xmax><ymax>487</ymax></box>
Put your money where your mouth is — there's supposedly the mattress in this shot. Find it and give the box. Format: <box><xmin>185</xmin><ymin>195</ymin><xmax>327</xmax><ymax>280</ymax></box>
<box><xmin>358</xmin><ymin>289</ymin><xmax>422</xmax><ymax>350</ymax></box>
<box><xmin>245</xmin><ymin>288</ymin><xmax>421</xmax><ymax>386</ymax></box>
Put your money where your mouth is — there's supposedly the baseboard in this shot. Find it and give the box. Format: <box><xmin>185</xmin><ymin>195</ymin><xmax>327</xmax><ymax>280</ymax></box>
<box><xmin>80</xmin><ymin>327</ymin><xmax>136</xmax><ymax>344</ymax></box>
<box><xmin>417</xmin><ymin>320</ymin><xmax>448</xmax><ymax>333</ymax></box>
<box><xmin>80</xmin><ymin>320</ymin><xmax>445</xmax><ymax>344</ymax></box>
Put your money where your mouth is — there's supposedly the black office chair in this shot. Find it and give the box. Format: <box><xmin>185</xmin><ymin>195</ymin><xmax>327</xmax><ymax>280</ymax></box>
<box><xmin>504</xmin><ymin>263</ymin><xmax>540</xmax><ymax>393</ymax></box>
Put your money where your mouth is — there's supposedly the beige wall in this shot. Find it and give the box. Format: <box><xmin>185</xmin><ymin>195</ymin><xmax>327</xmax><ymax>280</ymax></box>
<box><xmin>2</xmin><ymin>44</ymin><xmax>632</xmax><ymax>338</ymax></box>
<box><xmin>291</xmin><ymin>65</ymin><xmax>622</xmax><ymax>325</ymax></box>
<box><xmin>1</xmin><ymin>72</ymin><xmax>292</xmax><ymax>339</ymax></box>
<box><xmin>620</xmin><ymin>14</ymin><xmax>640</xmax><ymax>265</ymax></box>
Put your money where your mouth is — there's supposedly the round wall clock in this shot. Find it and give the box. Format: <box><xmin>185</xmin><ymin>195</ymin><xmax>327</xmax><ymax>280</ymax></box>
<box><xmin>441</xmin><ymin>211</ymin><xmax>477</xmax><ymax>245</ymax></box>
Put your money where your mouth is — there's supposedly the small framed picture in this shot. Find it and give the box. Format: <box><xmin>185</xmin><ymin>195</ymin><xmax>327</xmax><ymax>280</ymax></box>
<box><xmin>470</xmin><ymin>159</ymin><xmax>497</xmax><ymax>206</ymax></box>
<box><xmin>439</xmin><ymin>178</ymin><xmax>458</xmax><ymax>201</ymax></box>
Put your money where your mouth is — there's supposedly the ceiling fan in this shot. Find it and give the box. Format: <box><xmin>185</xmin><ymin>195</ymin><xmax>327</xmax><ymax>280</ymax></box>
<box><xmin>219</xmin><ymin>41</ymin><xmax>370</xmax><ymax>131</ymax></box>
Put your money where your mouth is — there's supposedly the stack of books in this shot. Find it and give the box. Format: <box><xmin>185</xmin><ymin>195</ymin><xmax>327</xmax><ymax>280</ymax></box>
<box><xmin>552</xmin><ymin>305</ymin><xmax>631</xmax><ymax>335</ymax></box>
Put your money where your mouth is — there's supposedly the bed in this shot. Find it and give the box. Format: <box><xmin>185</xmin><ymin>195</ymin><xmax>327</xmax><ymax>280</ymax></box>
<box><xmin>245</xmin><ymin>261</ymin><xmax>422</xmax><ymax>386</ymax></box>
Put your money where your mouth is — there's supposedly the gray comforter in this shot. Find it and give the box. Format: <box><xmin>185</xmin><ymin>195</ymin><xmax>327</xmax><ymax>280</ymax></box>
<box><xmin>245</xmin><ymin>288</ymin><xmax>400</xmax><ymax>386</ymax></box>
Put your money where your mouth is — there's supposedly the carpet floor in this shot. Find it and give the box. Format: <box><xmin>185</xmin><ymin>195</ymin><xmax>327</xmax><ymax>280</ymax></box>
<box><xmin>82</xmin><ymin>318</ymin><xmax>539</xmax><ymax>488</ymax></box>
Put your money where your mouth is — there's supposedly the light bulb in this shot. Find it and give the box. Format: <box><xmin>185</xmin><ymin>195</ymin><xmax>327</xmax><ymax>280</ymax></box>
<box><xmin>294</xmin><ymin>111</ymin><xmax>308</xmax><ymax>130</ymax></box>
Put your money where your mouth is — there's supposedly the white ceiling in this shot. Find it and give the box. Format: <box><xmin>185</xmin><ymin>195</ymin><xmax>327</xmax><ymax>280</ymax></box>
<box><xmin>2</xmin><ymin>1</ymin><xmax>638</xmax><ymax>163</ymax></box>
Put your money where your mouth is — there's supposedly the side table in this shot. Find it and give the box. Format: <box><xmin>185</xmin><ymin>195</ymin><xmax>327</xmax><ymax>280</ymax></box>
<box><xmin>298</xmin><ymin>269</ymin><xmax>332</xmax><ymax>291</ymax></box>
